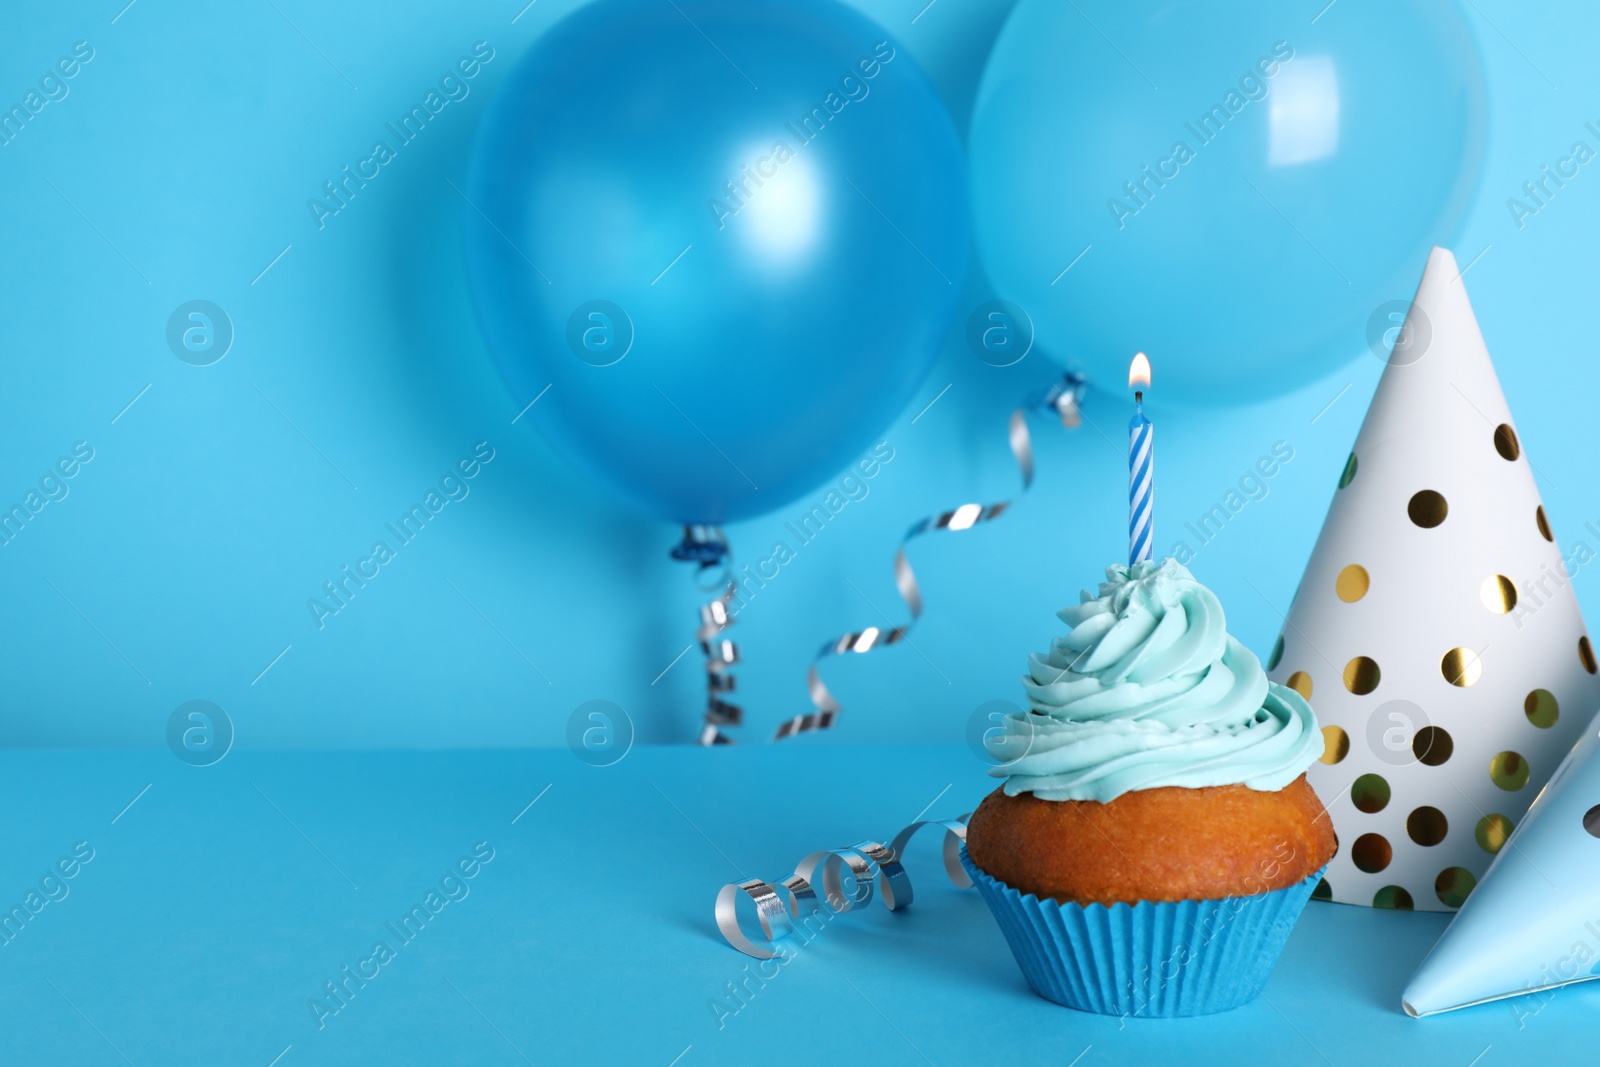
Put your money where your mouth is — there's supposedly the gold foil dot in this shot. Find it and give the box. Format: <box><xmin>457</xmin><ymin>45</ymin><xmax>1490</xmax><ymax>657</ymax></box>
<box><xmin>1537</xmin><ymin>505</ymin><xmax>1553</xmax><ymax>542</ymax></box>
<box><xmin>1435</xmin><ymin>867</ymin><xmax>1476</xmax><ymax>908</ymax></box>
<box><xmin>1494</xmin><ymin>424</ymin><xmax>1521</xmax><ymax>461</ymax></box>
<box><xmin>1338</xmin><ymin>453</ymin><xmax>1358</xmax><ymax>490</ymax></box>
<box><xmin>1413</xmin><ymin>725</ymin><xmax>1453</xmax><ymax>767</ymax></box>
<box><xmin>1336</xmin><ymin>564</ymin><xmax>1370</xmax><ymax>603</ymax></box>
<box><xmin>1343</xmin><ymin>656</ymin><xmax>1380</xmax><ymax>695</ymax></box>
<box><xmin>1583</xmin><ymin>805</ymin><xmax>1600</xmax><ymax>838</ymax></box>
<box><xmin>1351</xmin><ymin>773</ymin><xmax>1391</xmax><ymax>813</ymax></box>
<box><xmin>1267</xmin><ymin>636</ymin><xmax>1284</xmax><ymax>671</ymax></box>
<box><xmin>1525</xmin><ymin>689</ymin><xmax>1559</xmax><ymax>729</ymax></box>
<box><xmin>1408</xmin><ymin>490</ymin><xmax>1448</xmax><ymax>528</ymax></box>
<box><xmin>1373</xmin><ymin>885</ymin><xmax>1414</xmax><ymax>910</ymax></box>
<box><xmin>1490</xmin><ymin>750</ymin><xmax>1530</xmax><ymax>791</ymax></box>
<box><xmin>1479</xmin><ymin>575</ymin><xmax>1517</xmax><ymax>614</ymax></box>
<box><xmin>1475</xmin><ymin>813</ymin><xmax>1513</xmax><ymax>854</ymax></box>
<box><xmin>1286</xmin><ymin>671</ymin><xmax>1313</xmax><ymax>700</ymax></box>
<box><xmin>1581</xmin><ymin>636</ymin><xmax>1598</xmax><ymax>675</ymax></box>
<box><xmin>1442</xmin><ymin>647</ymin><xmax>1482</xmax><ymax>688</ymax></box>
<box><xmin>1312</xmin><ymin>878</ymin><xmax>1332</xmax><ymax>902</ymax></box>
<box><xmin>1320</xmin><ymin>724</ymin><xmax>1349</xmax><ymax>765</ymax></box>
<box><xmin>1407</xmin><ymin>806</ymin><xmax>1448</xmax><ymax>846</ymax></box>
<box><xmin>1352</xmin><ymin>834</ymin><xmax>1393</xmax><ymax>873</ymax></box>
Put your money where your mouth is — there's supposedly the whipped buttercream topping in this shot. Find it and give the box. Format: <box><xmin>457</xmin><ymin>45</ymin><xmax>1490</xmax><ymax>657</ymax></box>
<box><xmin>988</xmin><ymin>559</ymin><xmax>1322</xmax><ymax>802</ymax></box>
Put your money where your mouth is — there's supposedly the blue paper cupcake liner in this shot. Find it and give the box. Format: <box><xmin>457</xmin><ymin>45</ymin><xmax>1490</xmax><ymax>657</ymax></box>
<box><xmin>960</xmin><ymin>846</ymin><xmax>1324</xmax><ymax>1017</ymax></box>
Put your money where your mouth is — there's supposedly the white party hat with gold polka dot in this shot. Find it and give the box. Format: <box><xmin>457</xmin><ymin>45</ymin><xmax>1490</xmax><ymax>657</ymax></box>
<box><xmin>1403</xmin><ymin>719</ymin><xmax>1600</xmax><ymax>1015</ymax></box>
<box><xmin>1267</xmin><ymin>246</ymin><xmax>1600</xmax><ymax>913</ymax></box>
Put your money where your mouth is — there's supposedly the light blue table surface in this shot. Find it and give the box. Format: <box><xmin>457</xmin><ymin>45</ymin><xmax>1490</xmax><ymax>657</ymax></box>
<box><xmin>0</xmin><ymin>743</ymin><xmax>1579</xmax><ymax>1065</ymax></box>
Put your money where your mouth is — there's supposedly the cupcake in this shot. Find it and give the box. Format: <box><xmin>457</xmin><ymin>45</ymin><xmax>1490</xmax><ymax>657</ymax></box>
<box><xmin>964</xmin><ymin>558</ymin><xmax>1336</xmax><ymax>1017</ymax></box>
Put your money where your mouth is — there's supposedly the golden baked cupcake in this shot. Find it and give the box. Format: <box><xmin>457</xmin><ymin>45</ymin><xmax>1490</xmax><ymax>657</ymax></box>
<box><xmin>962</xmin><ymin>558</ymin><xmax>1335</xmax><ymax>1016</ymax></box>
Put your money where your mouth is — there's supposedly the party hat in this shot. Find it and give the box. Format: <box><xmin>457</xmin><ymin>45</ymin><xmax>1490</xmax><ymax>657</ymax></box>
<box><xmin>1403</xmin><ymin>723</ymin><xmax>1600</xmax><ymax>1015</ymax></box>
<box><xmin>1266</xmin><ymin>246</ymin><xmax>1600</xmax><ymax>912</ymax></box>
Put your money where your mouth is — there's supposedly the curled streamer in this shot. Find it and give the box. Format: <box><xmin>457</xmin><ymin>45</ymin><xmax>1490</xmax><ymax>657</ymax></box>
<box><xmin>715</xmin><ymin>814</ymin><xmax>973</xmax><ymax>959</ymax></box>
<box><xmin>774</xmin><ymin>372</ymin><xmax>1088</xmax><ymax>740</ymax></box>
<box><xmin>671</xmin><ymin>526</ymin><xmax>741</xmax><ymax>746</ymax></box>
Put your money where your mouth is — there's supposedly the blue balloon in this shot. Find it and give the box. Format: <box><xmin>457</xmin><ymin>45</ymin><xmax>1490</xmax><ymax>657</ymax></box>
<box><xmin>465</xmin><ymin>0</ymin><xmax>967</xmax><ymax>522</ymax></box>
<box><xmin>969</xmin><ymin>0</ymin><xmax>1484</xmax><ymax>406</ymax></box>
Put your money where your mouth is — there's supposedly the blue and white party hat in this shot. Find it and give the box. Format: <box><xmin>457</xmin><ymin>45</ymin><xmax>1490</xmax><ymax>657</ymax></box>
<box><xmin>1405</xmin><ymin>720</ymin><xmax>1600</xmax><ymax>1015</ymax></box>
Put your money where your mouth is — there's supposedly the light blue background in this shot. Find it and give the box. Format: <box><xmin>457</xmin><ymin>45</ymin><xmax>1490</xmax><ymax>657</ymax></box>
<box><xmin>0</xmin><ymin>0</ymin><xmax>1594</xmax><ymax>750</ymax></box>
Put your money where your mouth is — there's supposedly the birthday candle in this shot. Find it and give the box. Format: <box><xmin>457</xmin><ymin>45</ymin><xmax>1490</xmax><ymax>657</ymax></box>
<box><xmin>1128</xmin><ymin>353</ymin><xmax>1153</xmax><ymax>566</ymax></box>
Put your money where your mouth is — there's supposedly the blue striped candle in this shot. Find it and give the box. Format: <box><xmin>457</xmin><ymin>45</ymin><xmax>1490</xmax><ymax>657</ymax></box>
<box><xmin>1128</xmin><ymin>354</ymin><xmax>1153</xmax><ymax>565</ymax></box>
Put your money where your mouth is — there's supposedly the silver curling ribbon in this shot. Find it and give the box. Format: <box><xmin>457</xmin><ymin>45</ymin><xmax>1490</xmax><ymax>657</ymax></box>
<box><xmin>774</xmin><ymin>372</ymin><xmax>1088</xmax><ymax>740</ymax></box>
<box><xmin>671</xmin><ymin>526</ymin><xmax>742</xmax><ymax>746</ymax></box>
<box><xmin>715</xmin><ymin>814</ymin><xmax>973</xmax><ymax>959</ymax></box>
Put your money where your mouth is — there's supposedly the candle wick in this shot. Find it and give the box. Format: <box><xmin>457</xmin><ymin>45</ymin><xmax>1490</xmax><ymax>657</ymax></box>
<box><xmin>1134</xmin><ymin>390</ymin><xmax>1143</xmax><ymax>405</ymax></box>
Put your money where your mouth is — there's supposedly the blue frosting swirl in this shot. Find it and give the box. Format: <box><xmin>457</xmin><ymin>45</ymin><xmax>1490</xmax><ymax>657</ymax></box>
<box><xmin>988</xmin><ymin>559</ymin><xmax>1323</xmax><ymax>802</ymax></box>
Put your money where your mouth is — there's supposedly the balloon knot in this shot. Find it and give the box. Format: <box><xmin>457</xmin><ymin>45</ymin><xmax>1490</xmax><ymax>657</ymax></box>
<box><xmin>670</xmin><ymin>525</ymin><xmax>730</xmax><ymax>569</ymax></box>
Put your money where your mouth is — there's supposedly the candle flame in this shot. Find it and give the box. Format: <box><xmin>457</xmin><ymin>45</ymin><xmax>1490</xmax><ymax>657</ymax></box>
<box><xmin>1128</xmin><ymin>352</ymin><xmax>1151</xmax><ymax>390</ymax></box>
